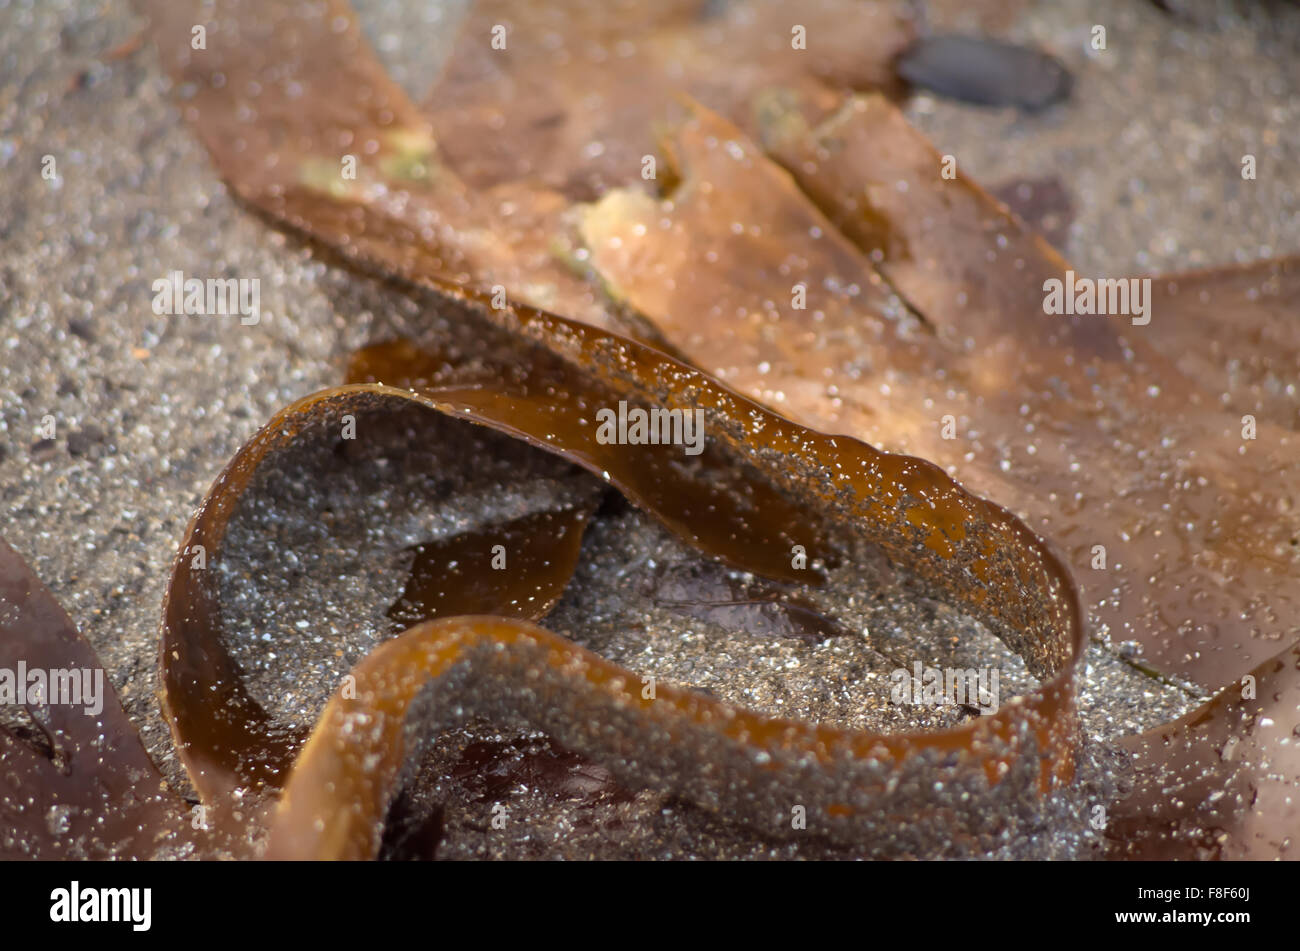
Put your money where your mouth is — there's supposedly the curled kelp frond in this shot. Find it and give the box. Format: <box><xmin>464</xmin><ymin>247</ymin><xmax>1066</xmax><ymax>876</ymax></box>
<box><xmin>267</xmin><ymin>611</ymin><xmax>1057</xmax><ymax>860</ymax></box>
<box><xmin>162</xmin><ymin>277</ymin><xmax>1086</xmax><ymax>852</ymax></box>
<box><xmin>206</xmin><ymin>0</ymin><xmax>1292</xmax><ymax>692</ymax></box>
<box><xmin>31</xmin><ymin>0</ymin><xmax>1280</xmax><ymax>863</ymax></box>
<box><xmin>159</xmin><ymin>384</ymin><xmax>605</xmax><ymax>807</ymax></box>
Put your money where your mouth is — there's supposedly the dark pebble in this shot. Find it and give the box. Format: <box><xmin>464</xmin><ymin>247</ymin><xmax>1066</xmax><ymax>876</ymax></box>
<box><xmin>896</xmin><ymin>34</ymin><xmax>1073</xmax><ymax>111</ymax></box>
<box><xmin>30</xmin><ymin>438</ymin><xmax>58</xmax><ymax>461</ymax></box>
<box><xmin>67</xmin><ymin>426</ymin><xmax>105</xmax><ymax>457</ymax></box>
<box><xmin>67</xmin><ymin>318</ymin><xmax>95</xmax><ymax>342</ymax></box>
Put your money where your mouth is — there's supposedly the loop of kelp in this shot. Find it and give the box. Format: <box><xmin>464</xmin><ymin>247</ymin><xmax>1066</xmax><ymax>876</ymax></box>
<box><xmin>140</xmin><ymin>0</ymin><xmax>1088</xmax><ymax>856</ymax></box>
<box><xmin>0</xmin><ymin>0</ymin><xmax>1261</xmax><ymax>860</ymax></box>
<box><xmin>159</xmin><ymin>381</ymin><xmax>608</xmax><ymax>805</ymax></box>
<box><xmin>160</xmin><ymin>274</ymin><xmax>1086</xmax><ymax>857</ymax></box>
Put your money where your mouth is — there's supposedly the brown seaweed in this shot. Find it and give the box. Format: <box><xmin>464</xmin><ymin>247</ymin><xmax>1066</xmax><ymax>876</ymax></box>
<box><xmin>1145</xmin><ymin>257</ymin><xmax>1300</xmax><ymax>427</ymax></box>
<box><xmin>586</xmin><ymin>90</ymin><xmax>1300</xmax><ymax>690</ymax></box>
<box><xmin>0</xmin><ymin>538</ymin><xmax>198</xmax><ymax>859</ymax></box>
<box><xmin>1107</xmin><ymin>641</ymin><xmax>1300</xmax><ymax>859</ymax></box>
<box><xmin>0</xmin><ymin>0</ymin><xmax>1282</xmax><ymax>860</ymax></box>
<box><xmin>174</xmin><ymin>289</ymin><xmax>1084</xmax><ymax>856</ymax></box>
<box><xmin>386</xmin><ymin>508</ymin><xmax>594</xmax><ymax>630</ymax></box>
<box><xmin>424</xmin><ymin>0</ymin><xmax>915</xmax><ymax>200</ymax></box>
<box><xmin>314</xmin><ymin>0</ymin><xmax>1295</xmax><ymax>690</ymax></box>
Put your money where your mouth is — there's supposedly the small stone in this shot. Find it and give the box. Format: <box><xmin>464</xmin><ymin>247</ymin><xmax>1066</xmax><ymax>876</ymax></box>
<box><xmin>896</xmin><ymin>34</ymin><xmax>1073</xmax><ymax>112</ymax></box>
<box><xmin>67</xmin><ymin>426</ymin><xmax>105</xmax><ymax>457</ymax></box>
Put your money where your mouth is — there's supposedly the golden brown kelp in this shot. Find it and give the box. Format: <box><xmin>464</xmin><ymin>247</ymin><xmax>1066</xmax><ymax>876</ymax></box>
<box><xmin>114</xmin><ymin>0</ymin><xmax>1300</xmax><ymax>860</ymax></box>
<box><xmin>159</xmin><ymin>384</ymin><xmax>604</xmax><ymax>806</ymax></box>
<box><xmin>160</xmin><ymin>280</ymin><xmax>1084</xmax><ymax>855</ymax></box>
<box><xmin>268</xmin><ymin>609</ymin><xmax>1053</xmax><ymax>860</ymax></box>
